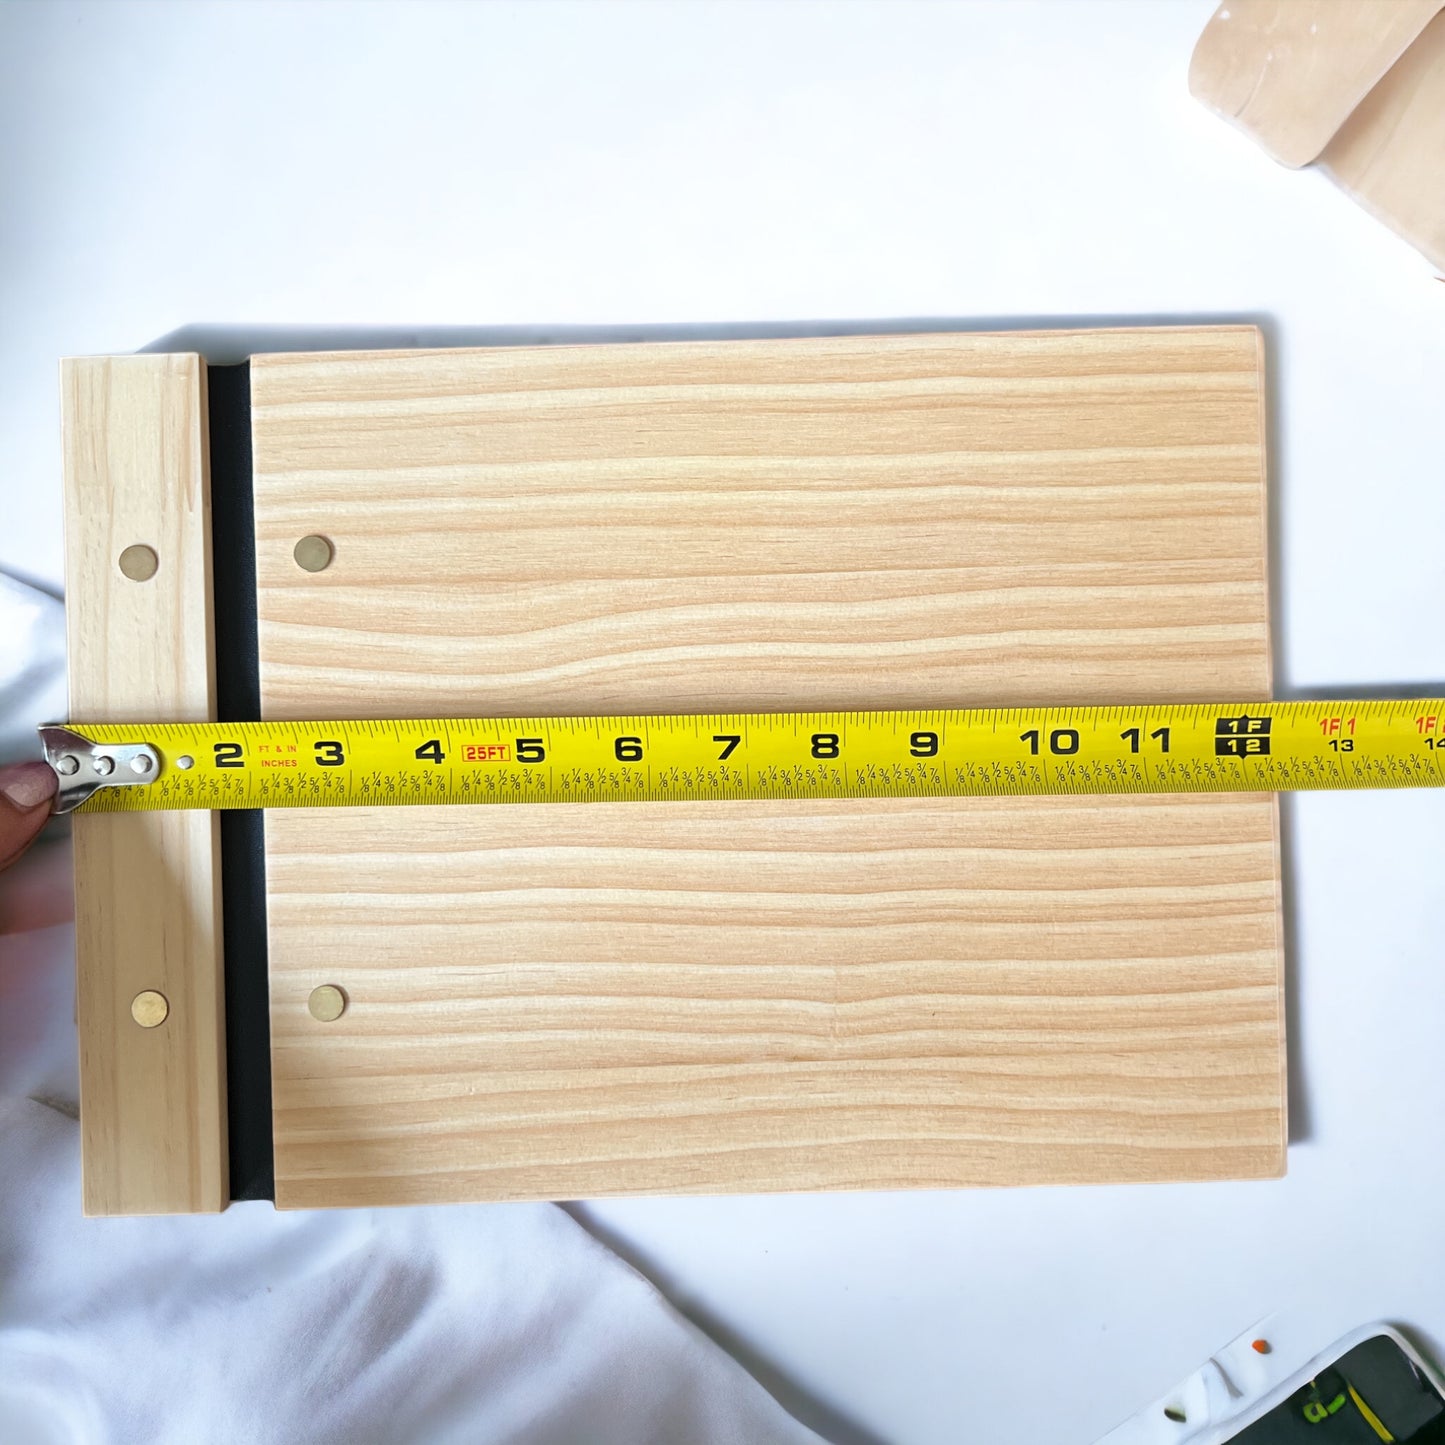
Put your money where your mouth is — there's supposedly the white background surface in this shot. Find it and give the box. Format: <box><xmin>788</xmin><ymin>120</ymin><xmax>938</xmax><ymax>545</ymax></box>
<box><xmin>2</xmin><ymin>2</ymin><xmax>1443</xmax><ymax>1442</ymax></box>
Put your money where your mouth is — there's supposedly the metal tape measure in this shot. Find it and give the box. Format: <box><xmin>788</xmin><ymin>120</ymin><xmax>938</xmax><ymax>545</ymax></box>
<box><xmin>40</xmin><ymin>700</ymin><xmax>1445</xmax><ymax>813</ymax></box>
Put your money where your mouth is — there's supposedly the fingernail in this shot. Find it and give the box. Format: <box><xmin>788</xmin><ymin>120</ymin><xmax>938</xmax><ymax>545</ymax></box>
<box><xmin>2</xmin><ymin>761</ymin><xmax>59</xmax><ymax>810</ymax></box>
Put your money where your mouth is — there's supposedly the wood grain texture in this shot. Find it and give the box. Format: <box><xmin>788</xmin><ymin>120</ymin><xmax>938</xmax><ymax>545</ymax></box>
<box><xmin>61</xmin><ymin>354</ymin><xmax>227</xmax><ymax>1215</ymax></box>
<box><xmin>1321</xmin><ymin>8</ymin><xmax>1445</xmax><ymax>271</ymax></box>
<box><xmin>252</xmin><ymin>330</ymin><xmax>1271</xmax><ymax>715</ymax></box>
<box><xmin>250</xmin><ymin>328</ymin><xmax>1284</xmax><ymax>1207</ymax></box>
<box><xmin>1188</xmin><ymin>0</ymin><xmax>1440</xmax><ymax>166</ymax></box>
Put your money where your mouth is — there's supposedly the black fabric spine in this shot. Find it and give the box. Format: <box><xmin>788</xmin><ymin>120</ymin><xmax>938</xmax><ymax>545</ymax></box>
<box><xmin>207</xmin><ymin>362</ymin><xmax>274</xmax><ymax>1203</ymax></box>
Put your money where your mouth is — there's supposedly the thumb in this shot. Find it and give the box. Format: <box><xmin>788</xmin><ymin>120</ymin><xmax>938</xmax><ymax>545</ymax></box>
<box><xmin>0</xmin><ymin>762</ymin><xmax>58</xmax><ymax>871</ymax></box>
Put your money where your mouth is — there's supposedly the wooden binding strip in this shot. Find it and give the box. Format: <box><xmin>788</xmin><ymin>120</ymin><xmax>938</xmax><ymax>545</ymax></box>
<box><xmin>61</xmin><ymin>354</ymin><xmax>228</xmax><ymax>1214</ymax></box>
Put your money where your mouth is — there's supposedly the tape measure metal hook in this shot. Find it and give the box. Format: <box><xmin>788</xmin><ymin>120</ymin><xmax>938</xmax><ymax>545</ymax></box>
<box><xmin>42</xmin><ymin>725</ymin><xmax>163</xmax><ymax>813</ymax></box>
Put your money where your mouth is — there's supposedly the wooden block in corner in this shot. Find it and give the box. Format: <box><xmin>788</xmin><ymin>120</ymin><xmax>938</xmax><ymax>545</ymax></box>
<box><xmin>61</xmin><ymin>354</ymin><xmax>228</xmax><ymax>1215</ymax></box>
<box><xmin>1187</xmin><ymin>0</ymin><xmax>1441</xmax><ymax>167</ymax></box>
<box><xmin>1320</xmin><ymin>8</ymin><xmax>1445</xmax><ymax>272</ymax></box>
<box><xmin>1189</xmin><ymin>0</ymin><xmax>1445</xmax><ymax>271</ymax></box>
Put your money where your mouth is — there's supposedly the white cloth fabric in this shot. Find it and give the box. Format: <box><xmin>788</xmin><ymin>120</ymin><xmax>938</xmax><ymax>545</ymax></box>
<box><xmin>0</xmin><ymin>573</ymin><xmax>65</xmax><ymax>769</ymax></box>
<box><xmin>0</xmin><ymin>1096</ymin><xmax>821</xmax><ymax>1445</ymax></box>
<box><xmin>0</xmin><ymin>573</ymin><xmax>823</xmax><ymax>1445</ymax></box>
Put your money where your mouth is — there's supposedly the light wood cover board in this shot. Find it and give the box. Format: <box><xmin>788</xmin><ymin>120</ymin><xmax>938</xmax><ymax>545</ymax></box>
<box><xmin>1188</xmin><ymin>0</ymin><xmax>1440</xmax><ymax>166</ymax></box>
<box><xmin>250</xmin><ymin>329</ymin><xmax>1284</xmax><ymax>1208</ymax></box>
<box><xmin>61</xmin><ymin>354</ymin><xmax>227</xmax><ymax>1215</ymax></box>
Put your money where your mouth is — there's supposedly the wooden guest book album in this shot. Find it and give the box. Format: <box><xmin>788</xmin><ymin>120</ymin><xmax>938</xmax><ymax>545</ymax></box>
<box><xmin>61</xmin><ymin>326</ymin><xmax>1285</xmax><ymax>1216</ymax></box>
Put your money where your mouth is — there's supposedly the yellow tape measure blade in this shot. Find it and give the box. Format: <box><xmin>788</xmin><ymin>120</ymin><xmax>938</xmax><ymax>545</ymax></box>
<box><xmin>43</xmin><ymin>700</ymin><xmax>1445</xmax><ymax>812</ymax></box>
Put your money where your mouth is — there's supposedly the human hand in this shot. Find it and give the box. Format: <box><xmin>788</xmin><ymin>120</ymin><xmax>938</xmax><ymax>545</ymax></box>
<box><xmin>0</xmin><ymin>762</ymin><xmax>58</xmax><ymax>872</ymax></box>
